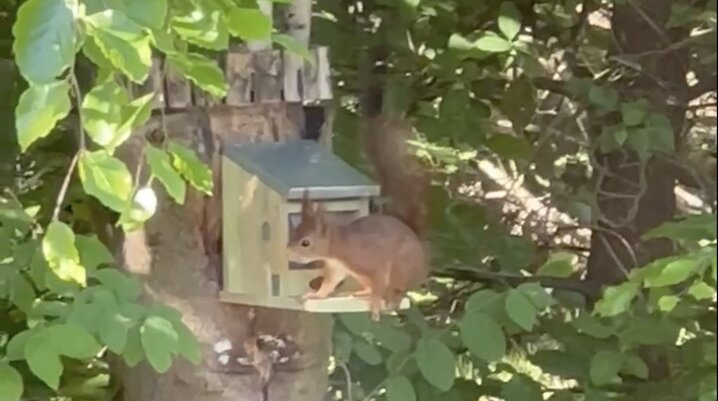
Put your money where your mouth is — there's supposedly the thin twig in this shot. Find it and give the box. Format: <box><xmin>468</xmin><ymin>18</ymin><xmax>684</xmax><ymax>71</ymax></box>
<box><xmin>338</xmin><ymin>362</ymin><xmax>353</xmax><ymax>401</ymax></box>
<box><xmin>51</xmin><ymin>72</ymin><xmax>86</xmax><ymax>221</ymax></box>
<box><xmin>437</xmin><ymin>267</ymin><xmax>603</xmax><ymax>299</ymax></box>
<box><xmin>51</xmin><ymin>152</ymin><xmax>80</xmax><ymax>221</ymax></box>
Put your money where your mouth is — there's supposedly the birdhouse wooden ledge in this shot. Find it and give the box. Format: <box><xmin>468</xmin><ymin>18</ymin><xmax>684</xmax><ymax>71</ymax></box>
<box><xmin>219</xmin><ymin>139</ymin><xmax>411</xmax><ymax>313</ymax></box>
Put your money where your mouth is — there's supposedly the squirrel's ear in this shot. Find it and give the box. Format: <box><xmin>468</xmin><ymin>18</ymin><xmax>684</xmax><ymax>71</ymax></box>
<box><xmin>315</xmin><ymin>202</ymin><xmax>328</xmax><ymax>233</ymax></box>
<box><xmin>300</xmin><ymin>189</ymin><xmax>312</xmax><ymax>219</ymax></box>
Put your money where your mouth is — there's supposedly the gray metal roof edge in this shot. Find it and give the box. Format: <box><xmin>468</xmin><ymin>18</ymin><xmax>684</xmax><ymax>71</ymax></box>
<box><xmin>222</xmin><ymin>140</ymin><xmax>380</xmax><ymax>199</ymax></box>
<box><xmin>286</xmin><ymin>185</ymin><xmax>381</xmax><ymax>200</ymax></box>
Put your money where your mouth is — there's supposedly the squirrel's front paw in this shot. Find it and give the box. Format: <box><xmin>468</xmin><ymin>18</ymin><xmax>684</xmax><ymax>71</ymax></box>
<box><xmin>302</xmin><ymin>291</ymin><xmax>322</xmax><ymax>300</ymax></box>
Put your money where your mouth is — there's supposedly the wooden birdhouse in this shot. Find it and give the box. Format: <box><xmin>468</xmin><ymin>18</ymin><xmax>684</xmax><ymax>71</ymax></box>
<box><xmin>219</xmin><ymin>139</ymin><xmax>409</xmax><ymax>313</ymax></box>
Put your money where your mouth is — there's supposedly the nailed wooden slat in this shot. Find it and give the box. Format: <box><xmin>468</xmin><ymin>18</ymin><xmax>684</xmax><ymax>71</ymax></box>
<box><xmin>225</xmin><ymin>47</ymin><xmax>253</xmax><ymax>105</ymax></box>
<box><xmin>252</xmin><ymin>50</ymin><xmax>283</xmax><ymax>103</ymax></box>
<box><xmin>315</xmin><ymin>46</ymin><xmax>333</xmax><ymax>101</ymax></box>
<box><xmin>165</xmin><ymin>63</ymin><xmax>192</xmax><ymax>108</ymax></box>
<box><xmin>282</xmin><ymin>0</ymin><xmax>312</xmax><ymax>102</ymax></box>
<box><xmin>193</xmin><ymin>87</ymin><xmax>221</xmax><ymax>107</ymax></box>
<box><xmin>301</xmin><ymin>48</ymin><xmax>321</xmax><ymax>102</ymax></box>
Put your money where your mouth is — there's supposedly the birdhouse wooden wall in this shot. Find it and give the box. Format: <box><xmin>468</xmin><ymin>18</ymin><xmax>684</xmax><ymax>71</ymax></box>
<box><xmin>219</xmin><ymin>140</ymin><xmax>387</xmax><ymax>313</ymax></box>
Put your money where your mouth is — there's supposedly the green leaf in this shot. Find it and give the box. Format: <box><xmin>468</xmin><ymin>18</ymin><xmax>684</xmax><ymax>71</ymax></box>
<box><xmin>475</xmin><ymin>34</ymin><xmax>512</xmax><ymax>53</ymax></box>
<box><xmin>621</xmin><ymin>354</ymin><xmax>649</xmax><ymax>379</ymax></box>
<box><xmin>99</xmin><ymin>310</ymin><xmax>131</xmax><ymax>353</ymax></box>
<box><xmin>75</xmin><ymin>235</ymin><xmax>114</xmax><ymax>270</ymax></box>
<box><xmin>15</xmin><ymin>81</ymin><xmax>72</xmax><ymax>152</ymax></box>
<box><xmin>439</xmin><ymin>89</ymin><xmax>470</xmax><ymax>118</ymax></box>
<box><xmin>167</xmin><ymin>141</ymin><xmax>213</xmax><ymax>195</ymax></box>
<box><xmin>0</xmin><ymin>362</ymin><xmax>23</xmax><ymax>401</ymax></box>
<box><xmin>166</xmin><ymin>53</ymin><xmax>228</xmax><ymax>98</ymax></box>
<box><xmin>123</xmin><ymin>327</ymin><xmax>145</xmax><ymax>367</ymax></box>
<box><xmin>590</xmin><ymin>351</ymin><xmax>622</xmax><ymax>385</ymax></box>
<box><xmin>373</xmin><ymin>324</ymin><xmax>412</xmax><ymax>352</ymax></box>
<box><xmin>176</xmin><ymin>322</ymin><xmax>202</xmax><ymax>365</ymax></box>
<box><xmin>588</xmin><ymin>86</ymin><xmax>619</xmax><ymax>111</ymax></box>
<box><xmin>485</xmin><ymin>134</ymin><xmax>530</xmax><ymax>159</ymax></box>
<box><xmin>226</xmin><ymin>8</ymin><xmax>272</xmax><ymax>41</ymax></box>
<box><xmin>6</xmin><ymin>330</ymin><xmax>33</xmax><ymax>361</ymax></box>
<box><xmin>171</xmin><ymin>5</ymin><xmax>228</xmax><ymax>50</ymax></box>
<box><xmin>620</xmin><ymin>317</ymin><xmax>680</xmax><ymax>346</ymax></box>
<box><xmin>657</xmin><ymin>295</ymin><xmax>680</xmax><ymax>312</ymax></box>
<box><xmin>415</xmin><ymin>336</ymin><xmax>455</xmax><ymax>391</ymax></box>
<box><xmin>386</xmin><ymin>375</ymin><xmax>417</xmax><ymax>401</ymax></box>
<box><xmin>621</xmin><ymin>99</ymin><xmax>650</xmax><ymax>127</ymax></box>
<box><xmin>43</xmin><ymin>221</ymin><xmax>86</xmax><ymax>286</ymax></box>
<box><xmin>594</xmin><ymin>282</ymin><xmax>640</xmax><ymax>317</ymax></box>
<box><xmin>353</xmin><ymin>340</ymin><xmax>382</xmax><ymax>365</ymax></box>
<box><xmin>516</xmin><ymin>283</ymin><xmax>556</xmax><ymax>310</ymax></box>
<box><xmin>333</xmin><ymin>331</ymin><xmax>353</xmax><ymax>364</ymax></box>
<box><xmin>82</xmin><ymin>80</ymin><xmax>153</xmax><ymax>151</ymax></box>
<box><xmin>688</xmin><ymin>281</ymin><xmax>715</xmax><ymax>300</ymax></box>
<box><xmin>10</xmin><ymin>273</ymin><xmax>36</xmax><ymax>313</ymax></box>
<box><xmin>24</xmin><ymin>332</ymin><xmax>63</xmax><ymax>390</ymax></box>
<box><xmin>626</xmin><ymin>128</ymin><xmax>651</xmax><ymax>160</ymax></box>
<box><xmin>643</xmin><ymin>214</ymin><xmax>716</xmax><ymax>242</ymax></box>
<box><xmin>145</xmin><ymin>146</ymin><xmax>187</xmax><ymax>204</ymax></box>
<box><xmin>79</xmin><ymin>150</ymin><xmax>133</xmax><ymax>212</ymax></box>
<box><xmin>505</xmin><ymin>289</ymin><xmax>538</xmax><ymax>330</ymax></box>
<box><xmin>460</xmin><ymin>311</ymin><xmax>506</xmax><ymax>362</ymax></box>
<box><xmin>645</xmin><ymin>258</ymin><xmax>699</xmax><ymax>287</ymax></box>
<box><xmin>12</xmin><ymin>0</ymin><xmax>75</xmax><ymax>84</ymax></box>
<box><xmin>572</xmin><ymin>314</ymin><xmax>614</xmax><ymax>339</ymax></box>
<box><xmin>466</xmin><ymin>289</ymin><xmax>501</xmax><ymax>311</ymax></box>
<box><xmin>498</xmin><ymin>2</ymin><xmax>522</xmax><ymax>40</ymax></box>
<box><xmin>645</xmin><ymin>113</ymin><xmax>675</xmax><ymax>153</ymax></box>
<box><xmin>272</xmin><ymin>34</ymin><xmax>313</xmax><ymax>62</ymax></box>
<box><xmin>49</xmin><ymin>323</ymin><xmax>102</xmax><ymax>358</ymax></box>
<box><xmin>339</xmin><ymin>313</ymin><xmax>375</xmax><ymax>335</ymax></box>
<box><xmin>92</xmin><ymin>268</ymin><xmax>141</xmax><ymax>302</ymax></box>
<box><xmin>502</xmin><ymin>375</ymin><xmax>543</xmax><ymax>401</ymax></box>
<box><xmin>536</xmin><ymin>251</ymin><xmax>578</xmax><ymax>277</ymax></box>
<box><xmin>125</xmin><ymin>0</ymin><xmax>168</xmax><ymax>29</ymax></box>
<box><xmin>447</xmin><ymin>34</ymin><xmax>476</xmax><ymax>51</ymax></box>
<box><xmin>140</xmin><ymin>316</ymin><xmax>179</xmax><ymax>373</ymax></box>
<box><xmin>84</xmin><ymin>10</ymin><xmax>153</xmax><ymax>83</ymax></box>
<box><xmin>499</xmin><ymin>76</ymin><xmax>535</xmax><ymax>132</ymax></box>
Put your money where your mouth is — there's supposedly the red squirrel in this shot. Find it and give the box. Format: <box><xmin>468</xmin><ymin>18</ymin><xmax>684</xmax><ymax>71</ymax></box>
<box><xmin>286</xmin><ymin>41</ymin><xmax>429</xmax><ymax>321</ymax></box>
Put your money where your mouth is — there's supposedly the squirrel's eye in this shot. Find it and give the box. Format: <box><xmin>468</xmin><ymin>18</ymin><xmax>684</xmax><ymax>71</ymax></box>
<box><xmin>300</xmin><ymin>239</ymin><xmax>311</xmax><ymax>247</ymax></box>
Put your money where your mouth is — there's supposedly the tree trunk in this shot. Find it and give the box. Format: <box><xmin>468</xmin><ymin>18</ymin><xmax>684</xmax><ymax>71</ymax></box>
<box><xmin>586</xmin><ymin>0</ymin><xmax>690</xmax><ymax>379</ymax></box>
<box><xmin>112</xmin><ymin>105</ymin><xmax>332</xmax><ymax>401</ymax></box>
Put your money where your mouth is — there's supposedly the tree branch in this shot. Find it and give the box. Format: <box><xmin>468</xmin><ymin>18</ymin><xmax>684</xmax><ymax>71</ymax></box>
<box><xmin>436</xmin><ymin>266</ymin><xmax>603</xmax><ymax>299</ymax></box>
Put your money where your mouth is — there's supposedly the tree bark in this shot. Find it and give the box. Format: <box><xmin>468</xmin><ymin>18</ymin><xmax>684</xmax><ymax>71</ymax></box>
<box><xmin>112</xmin><ymin>105</ymin><xmax>333</xmax><ymax>401</ymax></box>
<box><xmin>586</xmin><ymin>0</ymin><xmax>690</xmax><ymax>379</ymax></box>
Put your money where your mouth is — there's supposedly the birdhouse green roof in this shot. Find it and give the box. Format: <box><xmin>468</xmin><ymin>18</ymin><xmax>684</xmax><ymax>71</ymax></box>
<box><xmin>223</xmin><ymin>140</ymin><xmax>380</xmax><ymax>200</ymax></box>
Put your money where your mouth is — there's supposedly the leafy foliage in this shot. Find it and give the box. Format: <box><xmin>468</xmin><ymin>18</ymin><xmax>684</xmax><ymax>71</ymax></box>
<box><xmin>1</xmin><ymin>0</ymin><xmax>305</xmax><ymax>399</ymax></box>
<box><xmin>1</xmin><ymin>0</ymin><xmax>716</xmax><ymax>400</ymax></box>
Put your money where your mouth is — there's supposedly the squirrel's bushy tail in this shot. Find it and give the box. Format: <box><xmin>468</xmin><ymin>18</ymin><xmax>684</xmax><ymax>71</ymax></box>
<box><xmin>359</xmin><ymin>41</ymin><xmax>428</xmax><ymax>238</ymax></box>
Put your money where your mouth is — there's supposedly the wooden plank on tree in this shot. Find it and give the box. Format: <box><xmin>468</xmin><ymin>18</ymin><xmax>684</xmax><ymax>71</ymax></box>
<box><xmin>252</xmin><ymin>50</ymin><xmax>283</xmax><ymax>103</ymax></box>
<box><xmin>315</xmin><ymin>46</ymin><xmax>333</xmax><ymax>101</ymax></box>
<box><xmin>282</xmin><ymin>0</ymin><xmax>312</xmax><ymax>102</ymax></box>
<box><xmin>165</xmin><ymin>63</ymin><xmax>192</xmax><ymax>108</ymax></box>
<box><xmin>301</xmin><ymin>48</ymin><xmax>321</xmax><ymax>102</ymax></box>
<box><xmin>225</xmin><ymin>48</ymin><xmax>253</xmax><ymax>106</ymax></box>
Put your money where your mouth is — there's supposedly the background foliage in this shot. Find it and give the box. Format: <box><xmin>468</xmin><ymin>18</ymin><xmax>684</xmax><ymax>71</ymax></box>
<box><xmin>0</xmin><ymin>0</ymin><xmax>716</xmax><ymax>400</ymax></box>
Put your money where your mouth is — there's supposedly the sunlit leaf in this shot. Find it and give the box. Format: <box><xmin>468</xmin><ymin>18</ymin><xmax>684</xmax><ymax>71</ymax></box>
<box><xmin>15</xmin><ymin>81</ymin><xmax>72</xmax><ymax>152</ymax></box>
<box><xmin>12</xmin><ymin>0</ymin><xmax>75</xmax><ymax>84</ymax></box>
